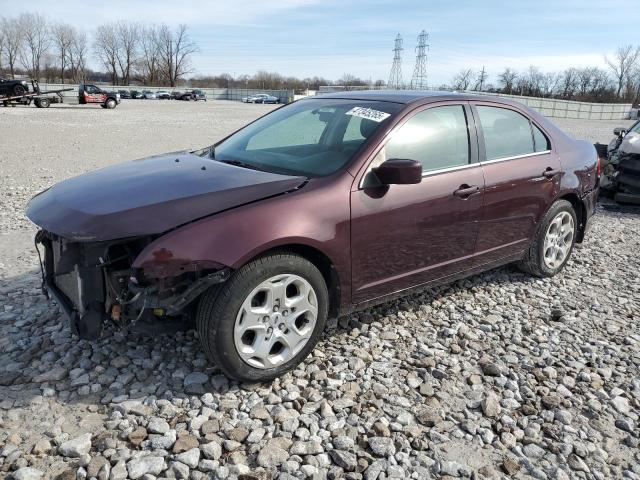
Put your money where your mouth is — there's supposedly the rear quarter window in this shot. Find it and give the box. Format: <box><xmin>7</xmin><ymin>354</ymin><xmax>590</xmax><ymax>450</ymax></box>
<box><xmin>533</xmin><ymin>124</ymin><xmax>551</xmax><ymax>152</ymax></box>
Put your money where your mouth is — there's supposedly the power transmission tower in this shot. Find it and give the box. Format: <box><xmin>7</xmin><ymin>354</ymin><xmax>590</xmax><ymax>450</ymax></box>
<box><xmin>410</xmin><ymin>30</ymin><xmax>429</xmax><ymax>90</ymax></box>
<box><xmin>387</xmin><ymin>34</ymin><xmax>403</xmax><ymax>89</ymax></box>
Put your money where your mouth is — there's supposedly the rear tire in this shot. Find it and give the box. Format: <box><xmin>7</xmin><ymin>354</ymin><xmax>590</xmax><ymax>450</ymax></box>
<box><xmin>518</xmin><ymin>199</ymin><xmax>577</xmax><ymax>277</ymax></box>
<box><xmin>196</xmin><ymin>252</ymin><xmax>328</xmax><ymax>382</ymax></box>
<box><xmin>36</xmin><ymin>98</ymin><xmax>50</xmax><ymax>108</ymax></box>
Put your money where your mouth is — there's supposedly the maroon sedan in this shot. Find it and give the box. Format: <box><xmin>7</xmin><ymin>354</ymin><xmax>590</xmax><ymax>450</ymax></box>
<box><xmin>27</xmin><ymin>91</ymin><xmax>599</xmax><ymax>381</ymax></box>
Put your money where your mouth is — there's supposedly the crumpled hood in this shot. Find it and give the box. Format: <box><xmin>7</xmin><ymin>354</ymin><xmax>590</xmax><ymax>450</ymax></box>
<box><xmin>619</xmin><ymin>131</ymin><xmax>640</xmax><ymax>155</ymax></box>
<box><xmin>26</xmin><ymin>151</ymin><xmax>305</xmax><ymax>241</ymax></box>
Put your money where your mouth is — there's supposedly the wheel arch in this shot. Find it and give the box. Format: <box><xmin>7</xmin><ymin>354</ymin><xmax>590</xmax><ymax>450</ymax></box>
<box><xmin>237</xmin><ymin>243</ymin><xmax>342</xmax><ymax>319</ymax></box>
<box><xmin>558</xmin><ymin>192</ymin><xmax>586</xmax><ymax>243</ymax></box>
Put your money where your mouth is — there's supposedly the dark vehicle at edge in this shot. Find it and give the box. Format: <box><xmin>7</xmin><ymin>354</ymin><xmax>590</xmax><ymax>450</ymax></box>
<box><xmin>0</xmin><ymin>78</ymin><xmax>31</xmax><ymax>97</ymax></box>
<box><xmin>26</xmin><ymin>91</ymin><xmax>599</xmax><ymax>381</ymax></box>
<box><xmin>118</xmin><ymin>89</ymin><xmax>131</xmax><ymax>99</ymax></box>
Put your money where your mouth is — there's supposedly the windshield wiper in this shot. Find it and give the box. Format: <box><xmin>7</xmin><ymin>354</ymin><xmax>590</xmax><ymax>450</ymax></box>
<box><xmin>218</xmin><ymin>159</ymin><xmax>267</xmax><ymax>172</ymax></box>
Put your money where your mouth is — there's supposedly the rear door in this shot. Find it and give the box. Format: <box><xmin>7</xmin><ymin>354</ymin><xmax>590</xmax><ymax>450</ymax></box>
<box><xmin>471</xmin><ymin>103</ymin><xmax>560</xmax><ymax>265</ymax></box>
<box><xmin>350</xmin><ymin>102</ymin><xmax>485</xmax><ymax>303</ymax></box>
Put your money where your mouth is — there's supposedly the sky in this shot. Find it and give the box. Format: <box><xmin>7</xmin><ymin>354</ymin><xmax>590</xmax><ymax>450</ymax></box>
<box><xmin>3</xmin><ymin>0</ymin><xmax>640</xmax><ymax>86</ymax></box>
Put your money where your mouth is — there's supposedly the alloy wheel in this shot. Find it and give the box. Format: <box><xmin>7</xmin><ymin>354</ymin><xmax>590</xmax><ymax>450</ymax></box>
<box><xmin>543</xmin><ymin>211</ymin><xmax>574</xmax><ymax>269</ymax></box>
<box><xmin>233</xmin><ymin>274</ymin><xmax>318</xmax><ymax>369</ymax></box>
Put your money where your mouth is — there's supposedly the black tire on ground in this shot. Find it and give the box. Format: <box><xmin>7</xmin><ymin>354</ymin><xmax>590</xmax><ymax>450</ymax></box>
<box><xmin>196</xmin><ymin>252</ymin><xmax>329</xmax><ymax>382</ymax></box>
<box><xmin>12</xmin><ymin>84</ymin><xmax>26</xmax><ymax>96</ymax></box>
<box><xmin>517</xmin><ymin>199</ymin><xmax>577</xmax><ymax>278</ymax></box>
<box><xmin>105</xmin><ymin>98</ymin><xmax>117</xmax><ymax>109</ymax></box>
<box><xmin>36</xmin><ymin>98</ymin><xmax>51</xmax><ymax>108</ymax></box>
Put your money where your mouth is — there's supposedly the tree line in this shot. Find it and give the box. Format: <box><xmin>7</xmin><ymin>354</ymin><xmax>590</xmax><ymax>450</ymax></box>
<box><xmin>450</xmin><ymin>45</ymin><xmax>640</xmax><ymax>104</ymax></box>
<box><xmin>2</xmin><ymin>12</ymin><xmax>639</xmax><ymax>103</ymax></box>
<box><xmin>0</xmin><ymin>12</ymin><xmax>197</xmax><ymax>86</ymax></box>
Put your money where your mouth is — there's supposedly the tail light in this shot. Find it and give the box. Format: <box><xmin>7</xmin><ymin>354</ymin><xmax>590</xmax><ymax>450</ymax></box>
<box><xmin>596</xmin><ymin>155</ymin><xmax>601</xmax><ymax>178</ymax></box>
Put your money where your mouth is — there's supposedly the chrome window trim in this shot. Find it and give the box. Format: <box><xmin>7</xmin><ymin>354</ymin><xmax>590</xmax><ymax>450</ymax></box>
<box><xmin>480</xmin><ymin>150</ymin><xmax>551</xmax><ymax>165</ymax></box>
<box><xmin>358</xmin><ymin>150</ymin><xmax>552</xmax><ymax>189</ymax></box>
<box><xmin>421</xmin><ymin>162</ymin><xmax>478</xmax><ymax>178</ymax></box>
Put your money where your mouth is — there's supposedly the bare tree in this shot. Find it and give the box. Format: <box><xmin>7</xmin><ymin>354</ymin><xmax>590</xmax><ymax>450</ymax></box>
<box><xmin>451</xmin><ymin>69</ymin><xmax>474</xmax><ymax>90</ymax></box>
<box><xmin>605</xmin><ymin>45</ymin><xmax>640</xmax><ymax>98</ymax></box>
<box><xmin>94</xmin><ymin>23</ymin><xmax>119</xmax><ymax>85</ymax></box>
<box><xmin>157</xmin><ymin>24</ymin><xmax>198</xmax><ymax>87</ymax></box>
<box><xmin>115</xmin><ymin>21</ymin><xmax>139</xmax><ymax>85</ymax></box>
<box><xmin>542</xmin><ymin>72</ymin><xmax>561</xmax><ymax>97</ymax></box>
<box><xmin>498</xmin><ymin>68</ymin><xmax>517</xmax><ymax>94</ymax></box>
<box><xmin>140</xmin><ymin>26</ymin><xmax>161</xmax><ymax>85</ymax></box>
<box><xmin>0</xmin><ymin>18</ymin><xmax>5</xmax><ymax>74</ymax></box>
<box><xmin>68</xmin><ymin>29</ymin><xmax>88</xmax><ymax>82</ymax></box>
<box><xmin>1</xmin><ymin>17</ymin><xmax>22</xmax><ymax>78</ymax></box>
<box><xmin>51</xmin><ymin>22</ymin><xmax>73</xmax><ymax>83</ymax></box>
<box><xmin>18</xmin><ymin>12</ymin><xmax>50</xmax><ymax>80</ymax></box>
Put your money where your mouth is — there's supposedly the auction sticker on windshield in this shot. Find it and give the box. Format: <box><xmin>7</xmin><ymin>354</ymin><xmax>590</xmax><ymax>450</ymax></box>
<box><xmin>345</xmin><ymin>107</ymin><xmax>391</xmax><ymax>123</ymax></box>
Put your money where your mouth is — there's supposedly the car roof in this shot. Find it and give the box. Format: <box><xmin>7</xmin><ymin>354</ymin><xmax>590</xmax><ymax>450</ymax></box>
<box><xmin>311</xmin><ymin>89</ymin><xmax>525</xmax><ymax>107</ymax></box>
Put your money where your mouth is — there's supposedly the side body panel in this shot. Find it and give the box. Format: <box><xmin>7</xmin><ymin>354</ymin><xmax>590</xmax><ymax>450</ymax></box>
<box><xmin>350</xmin><ymin>166</ymin><xmax>484</xmax><ymax>303</ymax></box>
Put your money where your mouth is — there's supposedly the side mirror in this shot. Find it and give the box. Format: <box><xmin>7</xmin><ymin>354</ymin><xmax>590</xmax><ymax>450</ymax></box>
<box><xmin>373</xmin><ymin>159</ymin><xmax>422</xmax><ymax>185</ymax></box>
<box><xmin>614</xmin><ymin>127</ymin><xmax>627</xmax><ymax>137</ymax></box>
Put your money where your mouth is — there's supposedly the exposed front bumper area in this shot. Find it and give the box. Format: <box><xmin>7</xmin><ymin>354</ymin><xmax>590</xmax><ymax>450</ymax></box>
<box><xmin>35</xmin><ymin>230</ymin><xmax>231</xmax><ymax>340</ymax></box>
<box><xmin>37</xmin><ymin>230</ymin><xmax>107</xmax><ymax>339</ymax></box>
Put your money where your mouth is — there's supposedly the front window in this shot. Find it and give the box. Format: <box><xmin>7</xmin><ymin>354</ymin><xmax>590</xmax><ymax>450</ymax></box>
<box><xmin>370</xmin><ymin>105</ymin><xmax>470</xmax><ymax>174</ymax></box>
<box><xmin>213</xmin><ymin>99</ymin><xmax>402</xmax><ymax>176</ymax></box>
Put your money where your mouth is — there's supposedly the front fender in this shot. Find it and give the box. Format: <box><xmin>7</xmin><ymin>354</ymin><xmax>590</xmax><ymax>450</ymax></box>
<box><xmin>132</xmin><ymin>175</ymin><xmax>352</xmax><ymax>308</ymax></box>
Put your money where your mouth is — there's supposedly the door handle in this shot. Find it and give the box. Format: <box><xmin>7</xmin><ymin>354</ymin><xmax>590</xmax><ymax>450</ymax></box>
<box><xmin>543</xmin><ymin>168</ymin><xmax>560</xmax><ymax>178</ymax></box>
<box><xmin>453</xmin><ymin>184</ymin><xmax>480</xmax><ymax>198</ymax></box>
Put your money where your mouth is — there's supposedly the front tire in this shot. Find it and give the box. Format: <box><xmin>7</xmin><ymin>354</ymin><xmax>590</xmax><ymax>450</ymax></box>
<box><xmin>105</xmin><ymin>98</ymin><xmax>117</xmax><ymax>109</ymax></box>
<box><xmin>518</xmin><ymin>199</ymin><xmax>577</xmax><ymax>277</ymax></box>
<box><xmin>196</xmin><ymin>252</ymin><xmax>328</xmax><ymax>382</ymax></box>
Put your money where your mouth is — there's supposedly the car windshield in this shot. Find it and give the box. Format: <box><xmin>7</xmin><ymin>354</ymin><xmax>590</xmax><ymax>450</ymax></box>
<box><xmin>213</xmin><ymin>99</ymin><xmax>401</xmax><ymax>177</ymax></box>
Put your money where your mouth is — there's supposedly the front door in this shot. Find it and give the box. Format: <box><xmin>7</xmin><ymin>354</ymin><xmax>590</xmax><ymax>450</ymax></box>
<box><xmin>351</xmin><ymin>103</ymin><xmax>484</xmax><ymax>304</ymax></box>
<box><xmin>471</xmin><ymin>103</ymin><xmax>561</xmax><ymax>265</ymax></box>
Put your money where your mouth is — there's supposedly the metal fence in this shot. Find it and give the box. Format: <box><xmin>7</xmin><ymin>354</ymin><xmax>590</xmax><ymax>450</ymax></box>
<box><xmin>39</xmin><ymin>84</ymin><xmax>294</xmax><ymax>104</ymax></box>
<box><xmin>317</xmin><ymin>86</ymin><xmax>633</xmax><ymax>120</ymax></box>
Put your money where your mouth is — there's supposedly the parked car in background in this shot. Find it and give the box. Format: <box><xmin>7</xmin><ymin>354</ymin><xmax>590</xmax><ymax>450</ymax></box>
<box><xmin>191</xmin><ymin>89</ymin><xmax>206</xmax><ymax>101</ymax></box>
<box><xmin>118</xmin><ymin>90</ymin><xmax>131</xmax><ymax>99</ymax></box>
<box><xmin>0</xmin><ymin>78</ymin><xmax>31</xmax><ymax>97</ymax></box>
<box><xmin>142</xmin><ymin>90</ymin><xmax>156</xmax><ymax>99</ymax></box>
<box><xmin>242</xmin><ymin>93</ymin><xmax>279</xmax><ymax>104</ymax></box>
<box><xmin>176</xmin><ymin>89</ymin><xmax>207</xmax><ymax>101</ymax></box>
<box><xmin>78</xmin><ymin>83</ymin><xmax>120</xmax><ymax>109</ymax></box>
<box><xmin>26</xmin><ymin>91</ymin><xmax>599</xmax><ymax>381</ymax></box>
<box><xmin>156</xmin><ymin>90</ymin><xmax>171</xmax><ymax>100</ymax></box>
<box><xmin>170</xmin><ymin>91</ymin><xmax>182</xmax><ymax>100</ymax></box>
<box><xmin>130</xmin><ymin>90</ymin><xmax>143</xmax><ymax>99</ymax></box>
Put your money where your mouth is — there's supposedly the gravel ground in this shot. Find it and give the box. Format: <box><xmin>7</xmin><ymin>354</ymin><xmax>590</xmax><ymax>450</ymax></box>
<box><xmin>0</xmin><ymin>101</ymin><xmax>639</xmax><ymax>480</ymax></box>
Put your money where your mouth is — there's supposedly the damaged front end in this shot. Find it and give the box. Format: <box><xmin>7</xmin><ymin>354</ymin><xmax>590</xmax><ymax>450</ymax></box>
<box><xmin>35</xmin><ymin>230</ymin><xmax>230</xmax><ymax>339</ymax></box>
<box><xmin>597</xmin><ymin>126</ymin><xmax>640</xmax><ymax>205</ymax></box>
